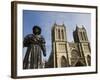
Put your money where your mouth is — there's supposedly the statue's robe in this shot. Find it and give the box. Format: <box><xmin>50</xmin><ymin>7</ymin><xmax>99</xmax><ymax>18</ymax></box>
<box><xmin>23</xmin><ymin>34</ymin><xmax>46</xmax><ymax>69</ymax></box>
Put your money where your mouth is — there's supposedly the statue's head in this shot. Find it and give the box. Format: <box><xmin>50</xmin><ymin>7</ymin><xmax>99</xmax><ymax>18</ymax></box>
<box><xmin>32</xmin><ymin>25</ymin><xmax>41</xmax><ymax>35</ymax></box>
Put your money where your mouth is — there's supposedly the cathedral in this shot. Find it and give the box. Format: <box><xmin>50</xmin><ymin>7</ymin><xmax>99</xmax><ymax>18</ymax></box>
<box><xmin>45</xmin><ymin>23</ymin><xmax>91</xmax><ymax>68</ymax></box>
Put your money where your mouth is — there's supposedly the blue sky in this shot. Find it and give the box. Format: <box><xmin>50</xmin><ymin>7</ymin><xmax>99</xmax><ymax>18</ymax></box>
<box><xmin>23</xmin><ymin>10</ymin><xmax>91</xmax><ymax>60</ymax></box>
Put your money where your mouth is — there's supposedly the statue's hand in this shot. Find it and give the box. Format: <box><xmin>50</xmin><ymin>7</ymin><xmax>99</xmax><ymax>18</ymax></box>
<box><xmin>29</xmin><ymin>39</ymin><xmax>34</xmax><ymax>43</ymax></box>
<box><xmin>29</xmin><ymin>37</ymin><xmax>37</xmax><ymax>43</ymax></box>
<box><xmin>43</xmin><ymin>52</ymin><xmax>46</xmax><ymax>57</ymax></box>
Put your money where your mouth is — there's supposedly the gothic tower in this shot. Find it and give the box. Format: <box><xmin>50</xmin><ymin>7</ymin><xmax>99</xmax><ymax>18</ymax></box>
<box><xmin>51</xmin><ymin>23</ymin><xmax>69</xmax><ymax>67</ymax></box>
<box><xmin>73</xmin><ymin>25</ymin><xmax>91</xmax><ymax>66</ymax></box>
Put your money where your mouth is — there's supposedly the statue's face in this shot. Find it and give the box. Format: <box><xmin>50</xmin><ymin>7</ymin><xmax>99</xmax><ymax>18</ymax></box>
<box><xmin>33</xmin><ymin>26</ymin><xmax>41</xmax><ymax>35</ymax></box>
<box><xmin>35</xmin><ymin>28</ymin><xmax>39</xmax><ymax>33</ymax></box>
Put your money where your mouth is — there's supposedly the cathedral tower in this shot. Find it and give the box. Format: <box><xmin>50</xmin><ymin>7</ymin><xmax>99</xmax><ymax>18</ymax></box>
<box><xmin>73</xmin><ymin>25</ymin><xmax>91</xmax><ymax>66</ymax></box>
<box><xmin>51</xmin><ymin>23</ymin><xmax>69</xmax><ymax>67</ymax></box>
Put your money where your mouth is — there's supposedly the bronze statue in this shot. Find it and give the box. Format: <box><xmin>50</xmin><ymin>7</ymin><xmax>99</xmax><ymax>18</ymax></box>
<box><xmin>23</xmin><ymin>26</ymin><xmax>46</xmax><ymax>69</ymax></box>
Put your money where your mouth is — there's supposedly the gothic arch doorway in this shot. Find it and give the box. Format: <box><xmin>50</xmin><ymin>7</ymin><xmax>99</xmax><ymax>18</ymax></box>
<box><xmin>61</xmin><ymin>56</ymin><xmax>68</xmax><ymax>67</ymax></box>
<box><xmin>71</xmin><ymin>50</ymin><xmax>80</xmax><ymax>66</ymax></box>
<box><xmin>87</xmin><ymin>55</ymin><xmax>91</xmax><ymax>66</ymax></box>
<box><xmin>75</xmin><ymin>61</ymin><xmax>84</xmax><ymax>66</ymax></box>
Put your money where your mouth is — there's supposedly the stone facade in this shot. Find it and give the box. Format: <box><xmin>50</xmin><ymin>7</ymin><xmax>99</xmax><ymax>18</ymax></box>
<box><xmin>46</xmin><ymin>23</ymin><xmax>91</xmax><ymax>68</ymax></box>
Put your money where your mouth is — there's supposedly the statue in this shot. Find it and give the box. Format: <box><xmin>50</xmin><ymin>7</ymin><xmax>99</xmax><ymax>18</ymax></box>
<box><xmin>23</xmin><ymin>26</ymin><xmax>46</xmax><ymax>69</ymax></box>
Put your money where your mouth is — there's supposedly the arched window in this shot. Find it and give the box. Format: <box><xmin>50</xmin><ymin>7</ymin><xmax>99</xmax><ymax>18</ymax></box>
<box><xmin>83</xmin><ymin>32</ymin><xmax>88</xmax><ymax>41</ymax></box>
<box><xmin>80</xmin><ymin>32</ymin><xmax>84</xmax><ymax>40</ymax></box>
<box><xmin>58</xmin><ymin>29</ymin><xmax>61</xmax><ymax>39</ymax></box>
<box><xmin>61</xmin><ymin>56</ymin><xmax>68</xmax><ymax>67</ymax></box>
<box><xmin>61</xmin><ymin>29</ymin><xmax>64</xmax><ymax>40</ymax></box>
<box><xmin>56</xmin><ymin>29</ymin><xmax>58</xmax><ymax>39</ymax></box>
<box><xmin>71</xmin><ymin>50</ymin><xmax>80</xmax><ymax>59</ymax></box>
<box><xmin>87</xmin><ymin>55</ymin><xmax>91</xmax><ymax>66</ymax></box>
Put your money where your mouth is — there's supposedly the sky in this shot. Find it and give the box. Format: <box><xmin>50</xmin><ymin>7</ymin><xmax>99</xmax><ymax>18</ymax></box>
<box><xmin>23</xmin><ymin>10</ymin><xmax>91</xmax><ymax>60</ymax></box>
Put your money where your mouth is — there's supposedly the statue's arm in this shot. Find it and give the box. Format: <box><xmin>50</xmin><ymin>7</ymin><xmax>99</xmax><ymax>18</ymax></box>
<box><xmin>40</xmin><ymin>37</ymin><xmax>46</xmax><ymax>57</ymax></box>
<box><xmin>42</xmin><ymin>43</ymin><xmax>46</xmax><ymax>57</ymax></box>
<box><xmin>23</xmin><ymin>34</ymin><xmax>32</xmax><ymax>47</ymax></box>
<box><xmin>23</xmin><ymin>36</ymin><xmax>28</xmax><ymax>47</ymax></box>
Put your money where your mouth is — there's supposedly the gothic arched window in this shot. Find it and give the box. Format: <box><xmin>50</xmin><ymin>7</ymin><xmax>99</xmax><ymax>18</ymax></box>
<box><xmin>58</xmin><ymin>29</ymin><xmax>61</xmax><ymax>39</ymax></box>
<box><xmin>61</xmin><ymin>29</ymin><xmax>64</xmax><ymax>40</ymax></box>
<box><xmin>71</xmin><ymin>50</ymin><xmax>80</xmax><ymax>59</ymax></box>
<box><xmin>83</xmin><ymin>32</ymin><xmax>87</xmax><ymax>41</ymax></box>
<box><xmin>56</xmin><ymin>29</ymin><xmax>58</xmax><ymax>39</ymax></box>
<box><xmin>80</xmin><ymin>32</ymin><xmax>84</xmax><ymax>40</ymax></box>
<box><xmin>61</xmin><ymin>56</ymin><xmax>68</xmax><ymax>67</ymax></box>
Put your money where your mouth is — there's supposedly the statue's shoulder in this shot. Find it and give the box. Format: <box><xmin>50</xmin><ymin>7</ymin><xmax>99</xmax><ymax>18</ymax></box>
<box><xmin>25</xmin><ymin>34</ymin><xmax>33</xmax><ymax>38</ymax></box>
